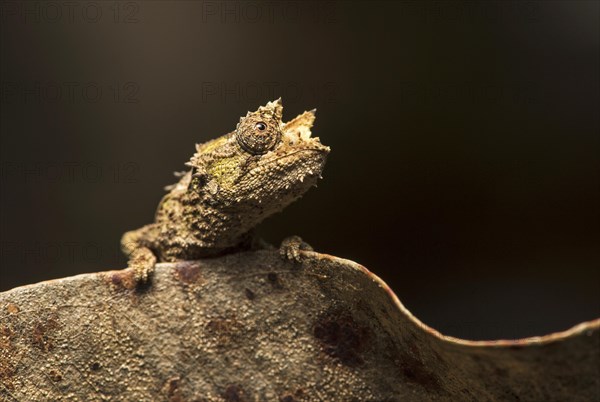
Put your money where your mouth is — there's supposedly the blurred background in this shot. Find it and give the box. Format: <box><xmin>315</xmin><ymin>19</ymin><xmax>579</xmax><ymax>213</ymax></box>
<box><xmin>1</xmin><ymin>1</ymin><xmax>598</xmax><ymax>340</ymax></box>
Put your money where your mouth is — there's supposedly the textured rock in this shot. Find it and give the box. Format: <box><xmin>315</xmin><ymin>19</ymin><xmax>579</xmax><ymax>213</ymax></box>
<box><xmin>1</xmin><ymin>250</ymin><xmax>598</xmax><ymax>401</ymax></box>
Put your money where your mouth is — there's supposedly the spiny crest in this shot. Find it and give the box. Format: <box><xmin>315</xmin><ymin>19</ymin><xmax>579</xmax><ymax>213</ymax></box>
<box><xmin>237</xmin><ymin>98</ymin><xmax>283</xmax><ymax>128</ymax></box>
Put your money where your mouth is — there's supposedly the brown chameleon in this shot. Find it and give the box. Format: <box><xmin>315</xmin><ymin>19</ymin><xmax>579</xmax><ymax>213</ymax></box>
<box><xmin>121</xmin><ymin>99</ymin><xmax>329</xmax><ymax>282</ymax></box>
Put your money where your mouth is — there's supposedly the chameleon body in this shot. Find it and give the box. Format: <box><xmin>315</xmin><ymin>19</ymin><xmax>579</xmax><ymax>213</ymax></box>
<box><xmin>121</xmin><ymin>99</ymin><xmax>329</xmax><ymax>282</ymax></box>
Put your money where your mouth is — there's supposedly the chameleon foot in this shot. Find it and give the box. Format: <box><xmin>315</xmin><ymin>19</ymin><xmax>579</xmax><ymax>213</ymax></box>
<box><xmin>127</xmin><ymin>247</ymin><xmax>157</xmax><ymax>283</ymax></box>
<box><xmin>280</xmin><ymin>235</ymin><xmax>313</xmax><ymax>262</ymax></box>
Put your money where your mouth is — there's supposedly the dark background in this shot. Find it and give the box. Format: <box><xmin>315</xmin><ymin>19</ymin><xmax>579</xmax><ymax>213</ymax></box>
<box><xmin>1</xmin><ymin>1</ymin><xmax>598</xmax><ymax>340</ymax></box>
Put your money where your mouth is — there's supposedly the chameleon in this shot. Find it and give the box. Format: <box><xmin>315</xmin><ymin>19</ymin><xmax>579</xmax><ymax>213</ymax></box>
<box><xmin>121</xmin><ymin>99</ymin><xmax>329</xmax><ymax>282</ymax></box>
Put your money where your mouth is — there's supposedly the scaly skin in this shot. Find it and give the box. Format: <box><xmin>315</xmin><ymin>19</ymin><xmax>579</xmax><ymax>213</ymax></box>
<box><xmin>121</xmin><ymin>99</ymin><xmax>329</xmax><ymax>282</ymax></box>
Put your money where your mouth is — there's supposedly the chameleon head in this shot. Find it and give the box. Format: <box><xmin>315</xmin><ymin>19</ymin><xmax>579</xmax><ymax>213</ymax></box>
<box><xmin>189</xmin><ymin>99</ymin><xmax>329</xmax><ymax>216</ymax></box>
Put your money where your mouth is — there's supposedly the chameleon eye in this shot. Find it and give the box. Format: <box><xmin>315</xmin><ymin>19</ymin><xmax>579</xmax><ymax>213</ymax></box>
<box><xmin>236</xmin><ymin>114</ymin><xmax>281</xmax><ymax>155</ymax></box>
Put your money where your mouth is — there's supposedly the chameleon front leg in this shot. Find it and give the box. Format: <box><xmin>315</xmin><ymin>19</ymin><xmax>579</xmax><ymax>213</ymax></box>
<box><xmin>121</xmin><ymin>225</ymin><xmax>158</xmax><ymax>282</ymax></box>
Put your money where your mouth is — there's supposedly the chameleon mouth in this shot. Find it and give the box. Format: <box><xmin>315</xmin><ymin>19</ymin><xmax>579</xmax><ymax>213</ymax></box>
<box><xmin>240</xmin><ymin>145</ymin><xmax>329</xmax><ymax>184</ymax></box>
<box><xmin>255</xmin><ymin>146</ymin><xmax>329</xmax><ymax>170</ymax></box>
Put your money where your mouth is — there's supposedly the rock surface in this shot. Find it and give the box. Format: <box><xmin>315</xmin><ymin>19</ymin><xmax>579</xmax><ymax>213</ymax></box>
<box><xmin>1</xmin><ymin>250</ymin><xmax>598</xmax><ymax>401</ymax></box>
